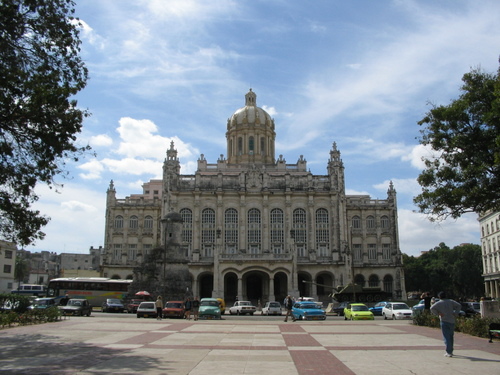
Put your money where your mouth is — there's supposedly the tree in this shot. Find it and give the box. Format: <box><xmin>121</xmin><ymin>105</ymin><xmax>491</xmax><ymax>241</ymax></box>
<box><xmin>414</xmin><ymin>62</ymin><xmax>500</xmax><ymax>221</ymax></box>
<box><xmin>14</xmin><ymin>255</ymin><xmax>29</xmax><ymax>287</ymax></box>
<box><xmin>403</xmin><ymin>243</ymin><xmax>483</xmax><ymax>299</ymax></box>
<box><xmin>0</xmin><ymin>0</ymin><xmax>90</xmax><ymax>246</ymax></box>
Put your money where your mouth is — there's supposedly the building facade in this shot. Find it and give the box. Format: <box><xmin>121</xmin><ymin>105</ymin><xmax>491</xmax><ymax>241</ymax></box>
<box><xmin>479</xmin><ymin>210</ymin><xmax>500</xmax><ymax>299</ymax></box>
<box><xmin>0</xmin><ymin>240</ymin><xmax>17</xmax><ymax>293</ymax></box>
<box><xmin>102</xmin><ymin>90</ymin><xmax>406</xmax><ymax>305</ymax></box>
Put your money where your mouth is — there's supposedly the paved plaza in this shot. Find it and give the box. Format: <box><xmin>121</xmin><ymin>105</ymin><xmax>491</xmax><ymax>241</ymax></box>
<box><xmin>1</xmin><ymin>314</ymin><xmax>499</xmax><ymax>374</ymax></box>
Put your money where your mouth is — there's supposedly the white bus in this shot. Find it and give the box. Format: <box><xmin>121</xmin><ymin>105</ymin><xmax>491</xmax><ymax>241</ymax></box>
<box><xmin>46</xmin><ymin>278</ymin><xmax>133</xmax><ymax>307</ymax></box>
<box><xmin>11</xmin><ymin>284</ymin><xmax>47</xmax><ymax>297</ymax></box>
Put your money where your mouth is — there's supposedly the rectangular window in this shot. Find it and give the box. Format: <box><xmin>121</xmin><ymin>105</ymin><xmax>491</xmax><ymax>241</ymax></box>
<box><xmin>368</xmin><ymin>244</ymin><xmax>377</xmax><ymax>260</ymax></box>
<box><xmin>128</xmin><ymin>244</ymin><xmax>137</xmax><ymax>260</ymax></box>
<box><xmin>353</xmin><ymin>244</ymin><xmax>362</xmax><ymax>261</ymax></box>
<box><xmin>382</xmin><ymin>244</ymin><xmax>391</xmax><ymax>260</ymax></box>
<box><xmin>4</xmin><ymin>265</ymin><xmax>12</xmax><ymax>273</ymax></box>
<box><xmin>5</xmin><ymin>250</ymin><xmax>13</xmax><ymax>259</ymax></box>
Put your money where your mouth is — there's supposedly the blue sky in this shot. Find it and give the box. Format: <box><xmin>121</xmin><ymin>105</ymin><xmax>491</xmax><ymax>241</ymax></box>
<box><xmin>28</xmin><ymin>0</ymin><xmax>500</xmax><ymax>256</ymax></box>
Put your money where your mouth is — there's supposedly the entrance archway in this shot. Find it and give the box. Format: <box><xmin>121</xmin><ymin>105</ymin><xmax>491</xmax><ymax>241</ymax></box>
<box><xmin>244</xmin><ymin>271</ymin><xmax>267</xmax><ymax>305</ymax></box>
<box><xmin>224</xmin><ymin>272</ymin><xmax>238</xmax><ymax>305</ymax></box>
<box><xmin>199</xmin><ymin>274</ymin><xmax>213</xmax><ymax>298</ymax></box>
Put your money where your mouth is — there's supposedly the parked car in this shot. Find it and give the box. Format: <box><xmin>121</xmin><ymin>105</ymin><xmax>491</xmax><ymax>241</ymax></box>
<box><xmin>343</xmin><ymin>303</ymin><xmax>374</xmax><ymax>320</ymax></box>
<box><xmin>127</xmin><ymin>299</ymin><xmax>143</xmax><ymax>314</ymax></box>
<box><xmin>382</xmin><ymin>302</ymin><xmax>412</xmax><ymax>320</ymax></box>
<box><xmin>229</xmin><ymin>301</ymin><xmax>257</xmax><ymax>315</ymax></box>
<box><xmin>332</xmin><ymin>301</ymin><xmax>350</xmax><ymax>316</ymax></box>
<box><xmin>60</xmin><ymin>299</ymin><xmax>92</xmax><ymax>316</ymax></box>
<box><xmin>101</xmin><ymin>298</ymin><xmax>125</xmax><ymax>313</ymax></box>
<box><xmin>262</xmin><ymin>301</ymin><xmax>282</xmax><ymax>316</ymax></box>
<box><xmin>136</xmin><ymin>301</ymin><xmax>156</xmax><ymax>318</ymax></box>
<box><xmin>162</xmin><ymin>301</ymin><xmax>185</xmax><ymax>318</ymax></box>
<box><xmin>369</xmin><ymin>301</ymin><xmax>389</xmax><ymax>316</ymax></box>
<box><xmin>199</xmin><ymin>298</ymin><xmax>222</xmax><ymax>319</ymax></box>
<box><xmin>292</xmin><ymin>301</ymin><xmax>326</xmax><ymax>321</ymax></box>
<box><xmin>412</xmin><ymin>298</ymin><xmax>466</xmax><ymax>317</ymax></box>
<box><xmin>460</xmin><ymin>302</ymin><xmax>480</xmax><ymax>317</ymax></box>
<box><xmin>28</xmin><ymin>297</ymin><xmax>57</xmax><ymax>310</ymax></box>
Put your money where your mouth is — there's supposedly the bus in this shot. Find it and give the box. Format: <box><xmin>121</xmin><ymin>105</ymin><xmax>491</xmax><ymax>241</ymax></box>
<box><xmin>11</xmin><ymin>284</ymin><xmax>47</xmax><ymax>297</ymax></box>
<box><xmin>46</xmin><ymin>278</ymin><xmax>133</xmax><ymax>307</ymax></box>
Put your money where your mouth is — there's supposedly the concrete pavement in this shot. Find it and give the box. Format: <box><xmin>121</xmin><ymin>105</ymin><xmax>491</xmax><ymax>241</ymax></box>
<box><xmin>1</xmin><ymin>314</ymin><xmax>499</xmax><ymax>375</ymax></box>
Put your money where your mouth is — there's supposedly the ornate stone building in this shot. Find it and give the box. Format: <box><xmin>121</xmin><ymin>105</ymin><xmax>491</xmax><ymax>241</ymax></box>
<box><xmin>102</xmin><ymin>90</ymin><xmax>406</xmax><ymax>305</ymax></box>
<box><xmin>479</xmin><ymin>210</ymin><xmax>500</xmax><ymax>299</ymax></box>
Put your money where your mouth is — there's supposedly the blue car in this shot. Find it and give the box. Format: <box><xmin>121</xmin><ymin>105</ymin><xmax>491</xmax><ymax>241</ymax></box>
<box><xmin>292</xmin><ymin>301</ymin><xmax>326</xmax><ymax>321</ymax></box>
<box><xmin>369</xmin><ymin>301</ymin><xmax>389</xmax><ymax>316</ymax></box>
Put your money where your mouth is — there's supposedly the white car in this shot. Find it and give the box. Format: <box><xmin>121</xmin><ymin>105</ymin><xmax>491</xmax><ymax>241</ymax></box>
<box><xmin>382</xmin><ymin>302</ymin><xmax>412</xmax><ymax>320</ymax></box>
<box><xmin>136</xmin><ymin>301</ymin><xmax>157</xmax><ymax>318</ymax></box>
<box><xmin>262</xmin><ymin>301</ymin><xmax>282</xmax><ymax>315</ymax></box>
<box><xmin>229</xmin><ymin>301</ymin><xmax>257</xmax><ymax>315</ymax></box>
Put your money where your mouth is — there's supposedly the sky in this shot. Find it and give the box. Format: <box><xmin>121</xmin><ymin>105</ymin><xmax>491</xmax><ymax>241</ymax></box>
<box><xmin>26</xmin><ymin>0</ymin><xmax>500</xmax><ymax>257</ymax></box>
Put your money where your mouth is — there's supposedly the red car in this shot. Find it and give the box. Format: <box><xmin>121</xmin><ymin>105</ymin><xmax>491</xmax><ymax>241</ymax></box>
<box><xmin>126</xmin><ymin>299</ymin><xmax>143</xmax><ymax>314</ymax></box>
<box><xmin>162</xmin><ymin>301</ymin><xmax>185</xmax><ymax>318</ymax></box>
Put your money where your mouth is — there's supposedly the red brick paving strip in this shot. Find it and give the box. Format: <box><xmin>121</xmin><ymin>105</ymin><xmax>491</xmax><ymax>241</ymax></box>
<box><xmin>290</xmin><ymin>350</ymin><xmax>355</xmax><ymax>375</ymax></box>
<box><xmin>283</xmin><ymin>333</ymin><xmax>322</xmax><ymax>347</ymax></box>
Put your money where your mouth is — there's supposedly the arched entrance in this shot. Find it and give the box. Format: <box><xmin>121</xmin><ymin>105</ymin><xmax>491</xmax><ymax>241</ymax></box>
<box><xmin>298</xmin><ymin>273</ymin><xmax>310</xmax><ymax>296</ymax></box>
<box><xmin>244</xmin><ymin>271</ymin><xmax>267</xmax><ymax>305</ymax></box>
<box><xmin>199</xmin><ymin>274</ymin><xmax>213</xmax><ymax>298</ymax></box>
<box><xmin>274</xmin><ymin>272</ymin><xmax>288</xmax><ymax>303</ymax></box>
<box><xmin>224</xmin><ymin>272</ymin><xmax>238</xmax><ymax>305</ymax></box>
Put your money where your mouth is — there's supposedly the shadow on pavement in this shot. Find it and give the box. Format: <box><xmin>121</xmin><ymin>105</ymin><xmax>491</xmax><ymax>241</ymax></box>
<box><xmin>0</xmin><ymin>333</ymin><xmax>166</xmax><ymax>374</ymax></box>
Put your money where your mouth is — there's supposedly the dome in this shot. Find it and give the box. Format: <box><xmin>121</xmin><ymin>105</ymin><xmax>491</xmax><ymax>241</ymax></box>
<box><xmin>228</xmin><ymin>89</ymin><xmax>274</xmax><ymax>128</ymax></box>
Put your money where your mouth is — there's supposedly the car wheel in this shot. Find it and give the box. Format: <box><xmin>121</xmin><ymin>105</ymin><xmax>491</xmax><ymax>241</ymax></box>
<box><xmin>344</xmin><ymin>315</ymin><xmax>348</xmax><ymax>320</ymax></box>
<box><xmin>236</xmin><ymin>310</ymin><xmax>240</xmax><ymax>315</ymax></box>
<box><xmin>383</xmin><ymin>314</ymin><xmax>387</xmax><ymax>320</ymax></box>
<box><xmin>392</xmin><ymin>314</ymin><xmax>396</xmax><ymax>320</ymax></box>
<box><xmin>250</xmin><ymin>312</ymin><xmax>254</xmax><ymax>316</ymax></box>
<box><xmin>87</xmin><ymin>311</ymin><xmax>91</xmax><ymax>317</ymax></box>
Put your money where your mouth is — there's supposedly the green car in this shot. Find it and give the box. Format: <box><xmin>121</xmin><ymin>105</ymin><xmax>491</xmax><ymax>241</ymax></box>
<box><xmin>199</xmin><ymin>298</ymin><xmax>221</xmax><ymax>319</ymax></box>
<box><xmin>344</xmin><ymin>303</ymin><xmax>374</xmax><ymax>320</ymax></box>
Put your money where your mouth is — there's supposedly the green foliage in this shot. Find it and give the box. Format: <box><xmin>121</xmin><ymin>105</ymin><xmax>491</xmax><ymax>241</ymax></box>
<box><xmin>403</xmin><ymin>243</ymin><xmax>483</xmax><ymax>299</ymax></box>
<box><xmin>414</xmin><ymin>63</ymin><xmax>500</xmax><ymax>221</ymax></box>
<box><xmin>413</xmin><ymin>313</ymin><xmax>500</xmax><ymax>339</ymax></box>
<box><xmin>0</xmin><ymin>294</ymin><xmax>61</xmax><ymax>328</ymax></box>
<box><xmin>0</xmin><ymin>0</ymin><xmax>90</xmax><ymax>246</ymax></box>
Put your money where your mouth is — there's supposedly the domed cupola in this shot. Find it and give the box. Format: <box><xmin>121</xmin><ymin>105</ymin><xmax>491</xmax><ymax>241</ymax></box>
<box><xmin>226</xmin><ymin>89</ymin><xmax>276</xmax><ymax>165</ymax></box>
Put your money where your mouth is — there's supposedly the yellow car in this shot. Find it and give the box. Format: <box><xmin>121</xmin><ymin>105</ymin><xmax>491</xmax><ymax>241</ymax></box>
<box><xmin>343</xmin><ymin>303</ymin><xmax>374</xmax><ymax>320</ymax></box>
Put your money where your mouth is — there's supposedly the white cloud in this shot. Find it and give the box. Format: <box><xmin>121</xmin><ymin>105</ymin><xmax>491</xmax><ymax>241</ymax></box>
<box><xmin>398</xmin><ymin>210</ymin><xmax>479</xmax><ymax>256</ymax></box>
<box><xmin>90</xmin><ymin>134</ymin><xmax>113</xmax><ymax>147</ymax></box>
<box><xmin>78</xmin><ymin>159</ymin><xmax>104</xmax><ymax>180</ymax></box>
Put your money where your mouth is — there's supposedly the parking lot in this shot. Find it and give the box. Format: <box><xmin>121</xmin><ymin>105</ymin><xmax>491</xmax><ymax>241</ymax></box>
<box><xmin>1</xmin><ymin>312</ymin><xmax>499</xmax><ymax>374</ymax></box>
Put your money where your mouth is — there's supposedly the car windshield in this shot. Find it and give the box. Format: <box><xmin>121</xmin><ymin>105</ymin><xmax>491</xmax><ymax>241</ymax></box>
<box><xmin>33</xmin><ymin>299</ymin><xmax>51</xmax><ymax>306</ymax></box>
<box><xmin>141</xmin><ymin>303</ymin><xmax>154</xmax><ymax>308</ymax></box>
<box><xmin>352</xmin><ymin>305</ymin><xmax>369</xmax><ymax>311</ymax></box>
<box><xmin>166</xmin><ymin>302</ymin><xmax>182</xmax><ymax>308</ymax></box>
<box><xmin>201</xmin><ymin>300</ymin><xmax>219</xmax><ymax>307</ymax></box>
<box><xmin>393</xmin><ymin>303</ymin><xmax>410</xmax><ymax>310</ymax></box>
<box><xmin>240</xmin><ymin>301</ymin><xmax>251</xmax><ymax>306</ymax></box>
<box><xmin>107</xmin><ymin>299</ymin><xmax>121</xmax><ymax>304</ymax></box>
<box><xmin>269</xmin><ymin>302</ymin><xmax>280</xmax><ymax>307</ymax></box>
<box><xmin>300</xmin><ymin>304</ymin><xmax>317</xmax><ymax>309</ymax></box>
<box><xmin>68</xmin><ymin>300</ymin><xmax>82</xmax><ymax>306</ymax></box>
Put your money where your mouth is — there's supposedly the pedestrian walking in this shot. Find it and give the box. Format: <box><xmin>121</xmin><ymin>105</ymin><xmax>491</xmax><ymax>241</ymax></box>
<box><xmin>192</xmin><ymin>296</ymin><xmax>200</xmax><ymax>321</ymax></box>
<box><xmin>430</xmin><ymin>291</ymin><xmax>462</xmax><ymax>357</ymax></box>
<box><xmin>284</xmin><ymin>295</ymin><xmax>295</xmax><ymax>322</ymax></box>
<box><xmin>184</xmin><ymin>297</ymin><xmax>192</xmax><ymax>320</ymax></box>
<box><xmin>155</xmin><ymin>296</ymin><xmax>163</xmax><ymax>320</ymax></box>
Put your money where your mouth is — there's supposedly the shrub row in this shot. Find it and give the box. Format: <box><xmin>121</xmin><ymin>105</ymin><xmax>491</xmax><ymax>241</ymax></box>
<box><xmin>412</xmin><ymin>312</ymin><xmax>500</xmax><ymax>338</ymax></box>
<box><xmin>0</xmin><ymin>293</ymin><xmax>62</xmax><ymax>329</ymax></box>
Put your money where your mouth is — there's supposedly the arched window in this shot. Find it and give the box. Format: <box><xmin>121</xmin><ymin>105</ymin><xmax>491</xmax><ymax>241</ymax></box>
<box><xmin>315</xmin><ymin>208</ymin><xmax>329</xmax><ymax>257</ymax></box>
<box><xmin>201</xmin><ymin>208</ymin><xmax>215</xmax><ymax>257</ymax></box>
<box><xmin>129</xmin><ymin>215</ymin><xmax>138</xmax><ymax>229</ymax></box>
<box><xmin>293</xmin><ymin>208</ymin><xmax>307</xmax><ymax>257</ymax></box>
<box><xmin>270</xmin><ymin>208</ymin><xmax>284</xmax><ymax>253</ymax></box>
<box><xmin>352</xmin><ymin>215</ymin><xmax>361</xmax><ymax>229</ymax></box>
<box><xmin>224</xmin><ymin>208</ymin><xmax>238</xmax><ymax>253</ymax></box>
<box><xmin>238</xmin><ymin>137</ymin><xmax>243</xmax><ymax>155</ymax></box>
<box><xmin>381</xmin><ymin>215</ymin><xmax>390</xmax><ymax>229</ymax></box>
<box><xmin>354</xmin><ymin>274</ymin><xmax>366</xmax><ymax>287</ymax></box>
<box><xmin>249</xmin><ymin>136</ymin><xmax>254</xmax><ymax>154</ymax></box>
<box><xmin>247</xmin><ymin>208</ymin><xmax>261</xmax><ymax>254</ymax></box>
<box><xmin>260</xmin><ymin>137</ymin><xmax>266</xmax><ymax>156</ymax></box>
<box><xmin>368</xmin><ymin>274</ymin><xmax>379</xmax><ymax>287</ymax></box>
<box><xmin>180</xmin><ymin>209</ymin><xmax>193</xmax><ymax>255</ymax></box>
<box><xmin>144</xmin><ymin>215</ymin><xmax>153</xmax><ymax>230</ymax></box>
<box><xmin>366</xmin><ymin>215</ymin><xmax>375</xmax><ymax>229</ymax></box>
<box><xmin>114</xmin><ymin>215</ymin><xmax>123</xmax><ymax>229</ymax></box>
